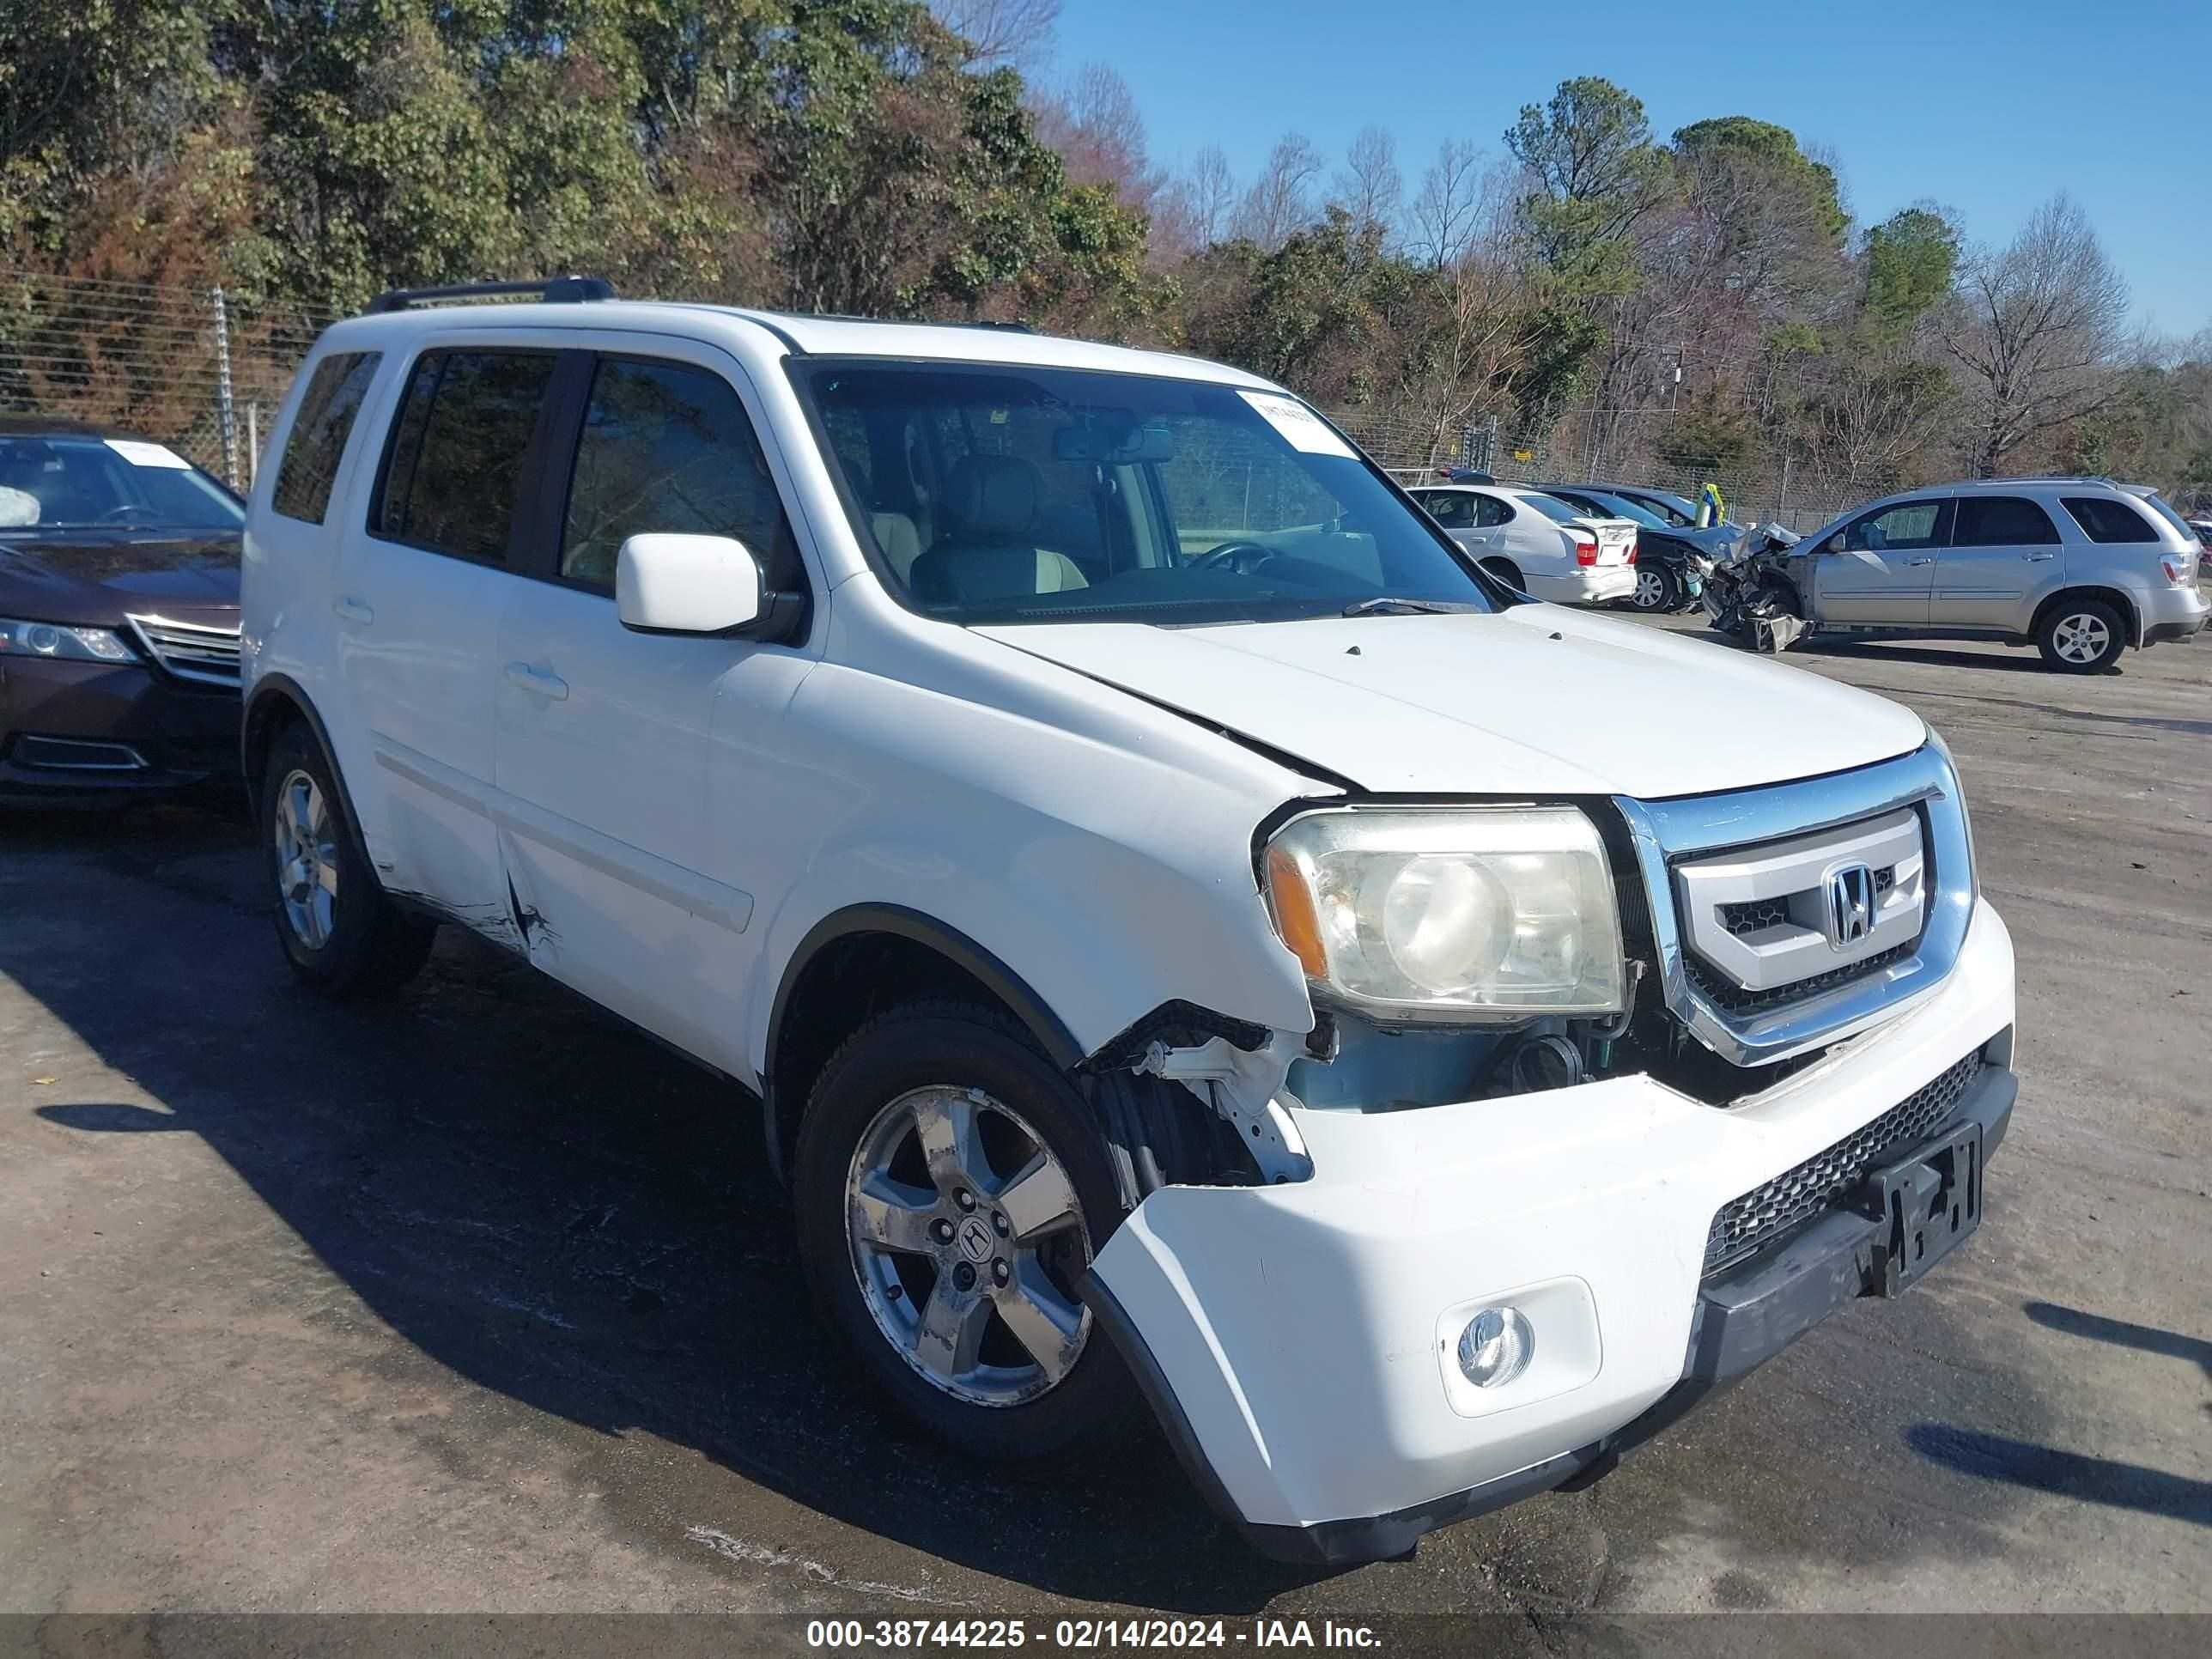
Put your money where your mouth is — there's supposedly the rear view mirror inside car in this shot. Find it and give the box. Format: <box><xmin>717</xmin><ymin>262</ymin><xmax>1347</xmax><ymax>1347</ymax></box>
<box><xmin>1054</xmin><ymin>416</ymin><xmax>1176</xmax><ymax>465</ymax></box>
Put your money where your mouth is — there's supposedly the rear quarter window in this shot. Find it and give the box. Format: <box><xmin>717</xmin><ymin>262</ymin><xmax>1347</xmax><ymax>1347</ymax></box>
<box><xmin>2062</xmin><ymin>495</ymin><xmax>2158</xmax><ymax>544</ymax></box>
<box><xmin>271</xmin><ymin>351</ymin><xmax>381</xmax><ymax>525</ymax></box>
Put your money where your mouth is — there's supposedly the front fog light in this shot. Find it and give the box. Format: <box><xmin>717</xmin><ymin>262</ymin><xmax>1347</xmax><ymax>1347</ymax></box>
<box><xmin>1456</xmin><ymin>1306</ymin><xmax>1534</xmax><ymax>1389</ymax></box>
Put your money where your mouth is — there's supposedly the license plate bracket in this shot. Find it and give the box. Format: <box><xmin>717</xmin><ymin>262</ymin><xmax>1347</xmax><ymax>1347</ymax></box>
<box><xmin>1862</xmin><ymin>1120</ymin><xmax>1983</xmax><ymax>1297</ymax></box>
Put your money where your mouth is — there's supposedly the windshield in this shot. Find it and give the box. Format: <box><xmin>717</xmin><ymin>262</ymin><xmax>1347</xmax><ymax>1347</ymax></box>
<box><xmin>1633</xmin><ymin>489</ymin><xmax>1698</xmax><ymax>526</ymax></box>
<box><xmin>1517</xmin><ymin>493</ymin><xmax>1580</xmax><ymax>526</ymax></box>
<box><xmin>0</xmin><ymin>435</ymin><xmax>242</xmax><ymax>534</ymax></box>
<box><xmin>793</xmin><ymin>361</ymin><xmax>1496</xmax><ymax>625</ymax></box>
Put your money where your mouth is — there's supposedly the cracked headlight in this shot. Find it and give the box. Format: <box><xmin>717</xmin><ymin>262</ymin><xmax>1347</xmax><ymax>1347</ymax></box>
<box><xmin>1263</xmin><ymin>806</ymin><xmax>1625</xmax><ymax>1021</ymax></box>
<box><xmin>0</xmin><ymin>617</ymin><xmax>134</xmax><ymax>664</ymax></box>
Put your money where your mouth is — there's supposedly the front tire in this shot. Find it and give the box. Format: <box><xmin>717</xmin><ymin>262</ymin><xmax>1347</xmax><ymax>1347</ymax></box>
<box><xmin>2037</xmin><ymin>599</ymin><xmax>2126</xmax><ymax>672</ymax></box>
<box><xmin>794</xmin><ymin>1003</ymin><xmax>1138</xmax><ymax>1462</ymax></box>
<box><xmin>260</xmin><ymin>723</ymin><xmax>436</xmax><ymax>996</ymax></box>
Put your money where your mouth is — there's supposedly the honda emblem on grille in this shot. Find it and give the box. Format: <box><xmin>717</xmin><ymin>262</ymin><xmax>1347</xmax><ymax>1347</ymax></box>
<box><xmin>1824</xmin><ymin>863</ymin><xmax>1875</xmax><ymax>949</ymax></box>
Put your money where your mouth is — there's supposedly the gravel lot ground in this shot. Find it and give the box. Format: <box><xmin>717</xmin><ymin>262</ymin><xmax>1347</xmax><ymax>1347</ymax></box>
<box><xmin>2</xmin><ymin>614</ymin><xmax>2206</xmax><ymax>1642</ymax></box>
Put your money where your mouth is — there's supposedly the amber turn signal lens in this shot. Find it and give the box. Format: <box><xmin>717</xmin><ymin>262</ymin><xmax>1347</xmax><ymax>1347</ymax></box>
<box><xmin>1264</xmin><ymin>843</ymin><xmax>1328</xmax><ymax>979</ymax></box>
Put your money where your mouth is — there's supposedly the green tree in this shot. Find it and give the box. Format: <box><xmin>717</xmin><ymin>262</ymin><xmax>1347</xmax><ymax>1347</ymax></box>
<box><xmin>1862</xmin><ymin>206</ymin><xmax>1960</xmax><ymax>336</ymax></box>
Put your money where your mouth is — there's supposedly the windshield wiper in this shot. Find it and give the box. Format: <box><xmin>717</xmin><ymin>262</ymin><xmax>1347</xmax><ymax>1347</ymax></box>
<box><xmin>1339</xmin><ymin>597</ymin><xmax>1480</xmax><ymax>617</ymax></box>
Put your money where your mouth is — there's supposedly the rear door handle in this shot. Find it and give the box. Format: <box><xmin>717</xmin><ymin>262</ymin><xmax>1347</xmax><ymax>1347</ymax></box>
<box><xmin>503</xmin><ymin>662</ymin><xmax>569</xmax><ymax>701</ymax></box>
<box><xmin>1904</xmin><ymin>557</ymin><xmax>1935</xmax><ymax>567</ymax></box>
<box><xmin>2024</xmin><ymin>551</ymin><xmax>2057</xmax><ymax>562</ymax></box>
<box><xmin>332</xmin><ymin>595</ymin><xmax>374</xmax><ymax>625</ymax></box>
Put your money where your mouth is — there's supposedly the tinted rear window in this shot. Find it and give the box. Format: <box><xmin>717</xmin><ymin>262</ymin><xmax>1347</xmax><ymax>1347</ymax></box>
<box><xmin>1954</xmin><ymin>495</ymin><xmax>2060</xmax><ymax>546</ymax></box>
<box><xmin>272</xmin><ymin>351</ymin><xmax>380</xmax><ymax>525</ymax></box>
<box><xmin>373</xmin><ymin>350</ymin><xmax>555</xmax><ymax>564</ymax></box>
<box><xmin>2062</xmin><ymin>495</ymin><xmax>2158</xmax><ymax>544</ymax></box>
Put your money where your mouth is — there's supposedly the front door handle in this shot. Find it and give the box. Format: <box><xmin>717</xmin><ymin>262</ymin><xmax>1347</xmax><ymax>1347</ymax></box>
<box><xmin>332</xmin><ymin>595</ymin><xmax>374</xmax><ymax>625</ymax></box>
<box><xmin>2024</xmin><ymin>551</ymin><xmax>2057</xmax><ymax>562</ymax></box>
<box><xmin>503</xmin><ymin>662</ymin><xmax>569</xmax><ymax>701</ymax></box>
<box><xmin>1904</xmin><ymin>556</ymin><xmax>1935</xmax><ymax>567</ymax></box>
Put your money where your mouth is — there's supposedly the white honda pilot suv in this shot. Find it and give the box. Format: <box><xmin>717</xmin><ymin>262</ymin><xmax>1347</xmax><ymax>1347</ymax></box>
<box><xmin>240</xmin><ymin>279</ymin><xmax>2018</xmax><ymax>1565</ymax></box>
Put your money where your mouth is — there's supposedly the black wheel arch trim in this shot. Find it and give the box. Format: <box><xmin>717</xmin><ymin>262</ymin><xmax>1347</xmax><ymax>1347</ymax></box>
<box><xmin>241</xmin><ymin>674</ymin><xmax>377</xmax><ymax>878</ymax></box>
<box><xmin>763</xmin><ymin>902</ymin><xmax>1086</xmax><ymax>1182</ymax></box>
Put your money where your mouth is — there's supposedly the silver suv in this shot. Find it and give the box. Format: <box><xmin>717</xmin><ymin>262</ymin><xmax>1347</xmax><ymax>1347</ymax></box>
<box><xmin>1779</xmin><ymin>477</ymin><xmax>2207</xmax><ymax>672</ymax></box>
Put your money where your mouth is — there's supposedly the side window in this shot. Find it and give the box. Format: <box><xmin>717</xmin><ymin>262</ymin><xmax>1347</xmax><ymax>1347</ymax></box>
<box><xmin>272</xmin><ymin>351</ymin><xmax>381</xmax><ymax>524</ymax></box>
<box><xmin>2062</xmin><ymin>495</ymin><xmax>2157</xmax><ymax>544</ymax></box>
<box><xmin>1423</xmin><ymin>492</ymin><xmax>1472</xmax><ymax>527</ymax></box>
<box><xmin>372</xmin><ymin>350</ymin><xmax>556</xmax><ymax>565</ymax></box>
<box><xmin>560</xmin><ymin>356</ymin><xmax>799</xmax><ymax>592</ymax></box>
<box><xmin>1954</xmin><ymin>495</ymin><xmax>2059</xmax><ymax>546</ymax></box>
<box><xmin>1474</xmin><ymin>493</ymin><xmax>1514</xmax><ymax>528</ymax></box>
<box><xmin>1844</xmin><ymin>499</ymin><xmax>1950</xmax><ymax>552</ymax></box>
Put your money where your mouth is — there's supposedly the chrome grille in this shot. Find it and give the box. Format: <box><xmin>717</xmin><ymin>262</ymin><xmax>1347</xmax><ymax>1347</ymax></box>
<box><xmin>1612</xmin><ymin>745</ymin><xmax>1977</xmax><ymax>1067</ymax></box>
<box><xmin>1704</xmin><ymin>1052</ymin><xmax>1984</xmax><ymax>1273</ymax></box>
<box><xmin>125</xmin><ymin>614</ymin><xmax>242</xmax><ymax>687</ymax></box>
<box><xmin>1674</xmin><ymin>808</ymin><xmax>1926</xmax><ymax>998</ymax></box>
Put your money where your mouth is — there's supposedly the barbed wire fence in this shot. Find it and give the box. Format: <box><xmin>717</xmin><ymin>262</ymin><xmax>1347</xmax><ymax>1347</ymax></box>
<box><xmin>0</xmin><ymin>271</ymin><xmax>337</xmax><ymax>488</ymax></box>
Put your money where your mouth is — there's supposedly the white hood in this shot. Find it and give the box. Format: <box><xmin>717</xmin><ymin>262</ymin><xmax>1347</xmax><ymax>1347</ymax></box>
<box><xmin>981</xmin><ymin>605</ymin><xmax>1927</xmax><ymax>799</ymax></box>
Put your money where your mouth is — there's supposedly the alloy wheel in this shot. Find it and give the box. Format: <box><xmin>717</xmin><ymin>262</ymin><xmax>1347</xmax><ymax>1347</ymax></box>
<box><xmin>273</xmin><ymin>768</ymin><xmax>339</xmax><ymax>949</ymax></box>
<box><xmin>2051</xmin><ymin>611</ymin><xmax>2112</xmax><ymax>665</ymax></box>
<box><xmin>844</xmin><ymin>1085</ymin><xmax>1091</xmax><ymax>1408</ymax></box>
<box><xmin>1633</xmin><ymin>568</ymin><xmax>1668</xmax><ymax>609</ymax></box>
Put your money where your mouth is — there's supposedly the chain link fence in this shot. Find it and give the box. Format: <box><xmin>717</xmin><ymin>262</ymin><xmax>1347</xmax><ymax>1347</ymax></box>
<box><xmin>0</xmin><ymin>271</ymin><xmax>337</xmax><ymax>489</ymax></box>
<box><xmin>1332</xmin><ymin>404</ymin><xmax>1898</xmax><ymax>534</ymax></box>
<box><xmin>0</xmin><ymin>269</ymin><xmax>1902</xmax><ymax>535</ymax></box>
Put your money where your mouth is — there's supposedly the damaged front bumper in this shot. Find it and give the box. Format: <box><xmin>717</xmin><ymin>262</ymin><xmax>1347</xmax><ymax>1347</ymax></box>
<box><xmin>1084</xmin><ymin>899</ymin><xmax>2016</xmax><ymax>1566</ymax></box>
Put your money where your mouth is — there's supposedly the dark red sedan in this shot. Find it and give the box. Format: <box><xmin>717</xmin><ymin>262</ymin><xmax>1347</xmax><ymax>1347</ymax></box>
<box><xmin>0</xmin><ymin>420</ymin><xmax>242</xmax><ymax>804</ymax></box>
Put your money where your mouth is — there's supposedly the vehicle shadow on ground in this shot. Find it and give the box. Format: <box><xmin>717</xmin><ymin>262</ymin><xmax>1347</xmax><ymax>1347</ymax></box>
<box><xmin>2022</xmin><ymin>1300</ymin><xmax>2212</xmax><ymax>1380</ymax></box>
<box><xmin>1903</xmin><ymin>1425</ymin><xmax>2212</xmax><ymax>1527</ymax></box>
<box><xmin>7</xmin><ymin>806</ymin><xmax>1331</xmax><ymax>1612</ymax></box>
<box><xmin>1790</xmin><ymin>639</ymin><xmax>2095</xmax><ymax>678</ymax></box>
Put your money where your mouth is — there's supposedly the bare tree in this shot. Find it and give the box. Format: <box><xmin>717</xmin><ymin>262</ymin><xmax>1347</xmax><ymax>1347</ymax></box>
<box><xmin>931</xmin><ymin>0</ymin><xmax>1060</xmax><ymax>70</ymax></box>
<box><xmin>1030</xmin><ymin>63</ymin><xmax>1161</xmax><ymax>213</ymax></box>
<box><xmin>1407</xmin><ymin>139</ymin><xmax>1486</xmax><ymax>267</ymax></box>
<box><xmin>1329</xmin><ymin>125</ymin><xmax>1401</xmax><ymax>241</ymax></box>
<box><xmin>1942</xmin><ymin>193</ymin><xmax>2133</xmax><ymax>476</ymax></box>
<box><xmin>1228</xmin><ymin>133</ymin><xmax>1321</xmax><ymax>251</ymax></box>
<box><xmin>1155</xmin><ymin>144</ymin><xmax>1236</xmax><ymax>258</ymax></box>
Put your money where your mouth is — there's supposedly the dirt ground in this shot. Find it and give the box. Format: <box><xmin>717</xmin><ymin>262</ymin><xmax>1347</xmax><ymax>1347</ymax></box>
<box><xmin>2</xmin><ymin>614</ymin><xmax>2206</xmax><ymax>1640</ymax></box>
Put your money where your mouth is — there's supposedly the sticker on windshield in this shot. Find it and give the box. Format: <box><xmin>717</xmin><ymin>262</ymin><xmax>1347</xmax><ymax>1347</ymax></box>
<box><xmin>103</xmin><ymin>439</ymin><xmax>191</xmax><ymax>470</ymax></box>
<box><xmin>1236</xmin><ymin>391</ymin><xmax>1357</xmax><ymax>459</ymax></box>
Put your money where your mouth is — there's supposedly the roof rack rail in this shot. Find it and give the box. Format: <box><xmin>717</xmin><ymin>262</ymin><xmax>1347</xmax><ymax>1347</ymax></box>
<box><xmin>362</xmin><ymin>276</ymin><xmax>615</xmax><ymax>315</ymax></box>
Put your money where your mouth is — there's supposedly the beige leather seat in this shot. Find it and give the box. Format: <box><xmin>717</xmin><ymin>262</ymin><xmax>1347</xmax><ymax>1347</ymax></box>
<box><xmin>908</xmin><ymin>456</ymin><xmax>1090</xmax><ymax>605</ymax></box>
<box><xmin>870</xmin><ymin>510</ymin><xmax>924</xmax><ymax>582</ymax></box>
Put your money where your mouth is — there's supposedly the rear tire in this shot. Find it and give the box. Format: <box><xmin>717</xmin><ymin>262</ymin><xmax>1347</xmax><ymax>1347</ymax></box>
<box><xmin>2036</xmin><ymin>598</ymin><xmax>2126</xmax><ymax>672</ymax></box>
<box><xmin>794</xmin><ymin>1001</ymin><xmax>1139</xmax><ymax>1462</ymax></box>
<box><xmin>1629</xmin><ymin>564</ymin><xmax>1681</xmax><ymax>611</ymax></box>
<box><xmin>1480</xmin><ymin>558</ymin><xmax>1524</xmax><ymax>591</ymax></box>
<box><xmin>260</xmin><ymin>723</ymin><xmax>436</xmax><ymax>996</ymax></box>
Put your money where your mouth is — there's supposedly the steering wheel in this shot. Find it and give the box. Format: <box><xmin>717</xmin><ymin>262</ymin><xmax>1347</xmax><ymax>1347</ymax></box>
<box><xmin>1188</xmin><ymin>539</ymin><xmax>1284</xmax><ymax>577</ymax></box>
<box><xmin>97</xmin><ymin>504</ymin><xmax>161</xmax><ymax>526</ymax></box>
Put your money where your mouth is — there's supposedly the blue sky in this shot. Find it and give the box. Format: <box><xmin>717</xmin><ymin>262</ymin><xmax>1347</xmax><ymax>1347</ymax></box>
<box><xmin>1052</xmin><ymin>0</ymin><xmax>2209</xmax><ymax>338</ymax></box>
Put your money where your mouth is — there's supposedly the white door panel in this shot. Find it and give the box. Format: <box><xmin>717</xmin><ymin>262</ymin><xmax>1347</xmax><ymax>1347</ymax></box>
<box><xmin>335</xmin><ymin>533</ymin><xmax>508</xmax><ymax>914</ymax></box>
<box><xmin>494</xmin><ymin>578</ymin><xmax>758</xmax><ymax>1067</ymax></box>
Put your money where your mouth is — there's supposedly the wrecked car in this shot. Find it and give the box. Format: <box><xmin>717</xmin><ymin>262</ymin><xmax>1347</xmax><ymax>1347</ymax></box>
<box><xmin>239</xmin><ymin>279</ymin><xmax>2019</xmax><ymax>1565</ymax></box>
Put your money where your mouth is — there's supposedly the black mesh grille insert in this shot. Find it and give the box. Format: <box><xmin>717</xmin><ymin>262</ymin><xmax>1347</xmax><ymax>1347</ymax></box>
<box><xmin>1718</xmin><ymin>896</ymin><xmax>1788</xmax><ymax>935</ymax></box>
<box><xmin>1685</xmin><ymin>939</ymin><xmax>1915</xmax><ymax>1014</ymax></box>
<box><xmin>1716</xmin><ymin>864</ymin><xmax>1897</xmax><ymax>940</ymax></box>
<box><xmin>1704</xmin><ymin>1052</ymin><xmax>1984</xmax><ymax>1273</ymax></box>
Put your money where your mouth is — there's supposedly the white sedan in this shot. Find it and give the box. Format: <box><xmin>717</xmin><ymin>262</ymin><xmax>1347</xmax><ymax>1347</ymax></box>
<box><xmin>1410</xmin><ymin>483</ymin><xmax>1639</xmax><ymax>606</ymax></box>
